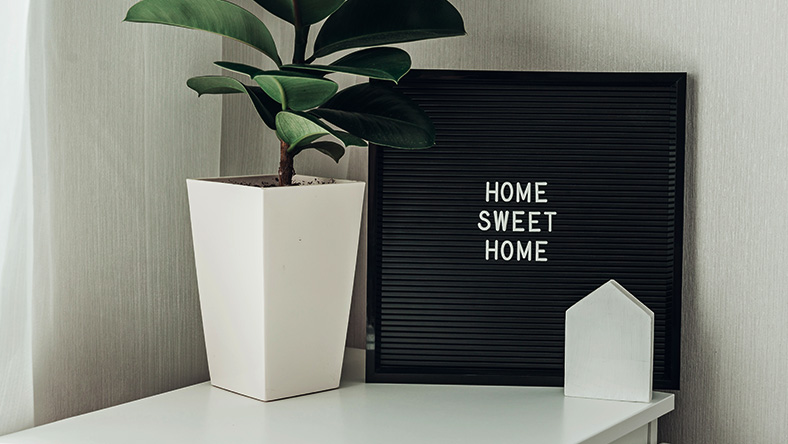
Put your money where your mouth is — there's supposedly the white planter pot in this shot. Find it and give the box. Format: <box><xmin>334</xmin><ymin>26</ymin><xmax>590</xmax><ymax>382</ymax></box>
<box><xmin>186</xmin><ymin>175</ymin><xmax>365</xmax><ymax>401</ymax></box>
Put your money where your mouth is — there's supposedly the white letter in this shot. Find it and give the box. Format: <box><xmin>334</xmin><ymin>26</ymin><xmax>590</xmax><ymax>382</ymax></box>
<box><xmin>500</xmin><ymin>182</ymin><xmax>514</xmax><ymax>202</ymax></box>
<box><xmin>517</xmin><ymin>240</ymin><xmax>532</xmax><ymax>261</ymax></box>
<box><xmin>511</xmin><ymin>210</ymin><xmax>525</xmax><ymax>232</ymax></box>
<box><xmin>500</xmin><ymin>240</ymin><xmax>514</xmax><ymax>261</ymax></box>
<box><xmin>535</xmin><ymin>182</ymin><xmax>548</xmax><ymax>203</ymax></box>
<box><xmin>544</xmin><ymin>211</ymin><xmax>557</xmax><ymax>232</ymax></box>
<box><xmin>477</xmin><ymin>210</ymin><xmax>491</xmax><ymax>231</ymax></box>
<box><xmin>535</xmin><ymin>241</ymin><xmax>548</xmax><ymax>262</ymax></box>
<box><xmin>485</xmin><ymin>239</ymin><xmax>498</xmax><ymax>260</ymax></box>
<box><xmin>493</xmin><ymin>210</ymin><xmax>510</xmax><ymax>232</ymax></box>
<box><xmin>485</xmin><ymin>181</ymin><xmax>498</xmax><ymax>203</ymax></box>
<box><xmin>528</xmin><ymin>211</ymin><xmax>541</xmax><ymax>232</ymax></box>
<box><xmin>517</xmin><ymin>182</ymin><xmax>532</xmax><ymax>203</ymax></box>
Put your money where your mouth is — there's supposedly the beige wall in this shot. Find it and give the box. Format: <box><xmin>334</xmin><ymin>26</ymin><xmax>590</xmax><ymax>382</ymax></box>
<box><xmin>30</xmin><ymin>0</ymin><xmax>220</xmax><ymax>425</ymax></box>
<box><xmin>221</xmin><ymin>1</ymin><xmax>788</xmax><ymax>442</ymax></box>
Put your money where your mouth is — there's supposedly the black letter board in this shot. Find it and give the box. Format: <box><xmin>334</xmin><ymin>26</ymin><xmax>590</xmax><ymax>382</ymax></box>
<box><xmin>367</xmin><ymin>70</ymin><xmax>685</xmax><ymax>389</ymax></box>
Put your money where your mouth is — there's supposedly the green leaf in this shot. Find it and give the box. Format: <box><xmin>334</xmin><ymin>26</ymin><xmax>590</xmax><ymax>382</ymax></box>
<box><xmin>292</xmin><ymin>111</ymin><xmax>367</xmax><ymax>147</ymax></box>
<box><xmin>276</xmin><ymin>111</ymin><xmax>330</xmax><ymax>150</ymax></box>
<box><xmin>254</xmin><ymin>71</ymin><xmax>338</xmax><ymax>111</ymax></box>
<box><xmin>214</xmin><ymin>61</ymin><xmax>265</xmax><ymax>78</ymax></box>
<box><xmin>252</xmin><ymin>0</ymin><xmax>345</xmax><ymax>26</ymax></box>
<box><xmin>186</xmin><ymin>76</ymin><xmax>278</xmax><ymax>129</ymax></box>
<box><xmin>124</xmin><ymin>0</ymin><xmax>281</xmax><ymax>66</ymax></box>
<box><xmin>332</xmin><ymin>130</ymin><xmax>367</xmax><ymax>148</ymax></box>
<box><xmin>187</xmin><ymin>76</ymin><xmax>246</xmax><ymax>96</ymax></box>
<box><xmin>284</xmin><ymin>47</ymin><xmax>411</xmax><ymax>83</ymax></box>
<box><xmin>312</xmin><ymin>0</ymin><xmax>465</xmax><ymax>59</ymax></box>
<box><xmin>219</xmin><ymin>62</ymin><xmax>327</xmax><ymax>79</ymax></box>
<box><xmin>244</xmin><ymin>86</ymin><xmax>280</xmax><ymax>130</ymax></box>
<box><xmin>311</xmin><ymin>84</ymin><xmax>434</xmax><ymax>149</ymax></box>
<box><xmin>291</xmin><ymin>141</ymin><xmax>346</xmax><ymax>163</ymax></box>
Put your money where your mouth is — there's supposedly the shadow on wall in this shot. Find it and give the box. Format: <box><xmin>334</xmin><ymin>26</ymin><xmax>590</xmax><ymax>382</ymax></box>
<box><xmin>658</xmin><ymin>75</ymin><xmax>719</xmax><ymax>444</ymax></box>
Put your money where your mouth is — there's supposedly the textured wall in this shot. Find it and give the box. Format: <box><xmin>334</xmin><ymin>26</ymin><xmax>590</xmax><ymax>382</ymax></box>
<box><xmin>221</xmin><ymin>0</ymin><xmax>788</xmax><ymax>442</ymax></box>
<box><xmin>30</xmin><ymin>0</ymin><xmax>220</xmax><ymax>425</ymax></box>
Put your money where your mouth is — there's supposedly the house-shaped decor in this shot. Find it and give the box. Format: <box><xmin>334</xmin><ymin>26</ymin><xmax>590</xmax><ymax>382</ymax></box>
<box><xmin>564</xmin><ymin>280</ymin><xmax>655</xmax><ymax>403</ymax></box>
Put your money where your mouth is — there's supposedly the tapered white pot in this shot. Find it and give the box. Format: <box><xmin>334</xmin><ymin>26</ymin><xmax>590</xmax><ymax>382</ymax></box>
<box><xmin>186</xmin><ymin>175</ymin><xmax>365</xmax><ymax>401</ymax></box>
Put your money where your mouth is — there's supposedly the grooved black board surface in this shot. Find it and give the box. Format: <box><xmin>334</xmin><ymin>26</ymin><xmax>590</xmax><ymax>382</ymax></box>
<box><xmin>367</xmin><ymin>70</ymin><xmax>685</xmax><ymax>390</ymax></box>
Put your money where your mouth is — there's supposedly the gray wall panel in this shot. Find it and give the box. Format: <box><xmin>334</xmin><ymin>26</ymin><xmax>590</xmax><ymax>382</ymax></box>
<box><xmin>31</xmin><ymin>0</ymin><xmax>221</xmax><ymax>425</ymax></box>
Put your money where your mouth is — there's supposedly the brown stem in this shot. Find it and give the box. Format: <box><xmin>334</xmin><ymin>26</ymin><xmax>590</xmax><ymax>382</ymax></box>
<box><xmin>278</xmin><ymin>139</ymin><xmax>295</xmax><ymax>186</ymax></box>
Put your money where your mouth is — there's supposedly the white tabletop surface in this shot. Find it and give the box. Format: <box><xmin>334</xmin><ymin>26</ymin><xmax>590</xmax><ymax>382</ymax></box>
<box><xmin>1</xmin><ymin>349</ymin><xmax>673</xmax><ymax>444</ymax></box>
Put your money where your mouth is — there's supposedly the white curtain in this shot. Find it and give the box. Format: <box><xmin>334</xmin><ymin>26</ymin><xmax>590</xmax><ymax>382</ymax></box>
<box><xmin>0</xmin><ymin>0</ymin><xmax>35</xmax><ymax>436</ymax></box>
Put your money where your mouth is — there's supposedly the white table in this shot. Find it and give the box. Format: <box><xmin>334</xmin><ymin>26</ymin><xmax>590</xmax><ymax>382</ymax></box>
<box><xmin>1</xmin><ymin>349</ymin><xmax>673</xmax><ymax>444</ymax></box>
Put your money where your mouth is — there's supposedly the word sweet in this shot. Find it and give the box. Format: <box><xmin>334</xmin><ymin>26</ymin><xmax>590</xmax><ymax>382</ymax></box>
<box><xmin>477</xmin><ymin>181</ymin><xmax>557</xmax><ymax>262</ymax></box>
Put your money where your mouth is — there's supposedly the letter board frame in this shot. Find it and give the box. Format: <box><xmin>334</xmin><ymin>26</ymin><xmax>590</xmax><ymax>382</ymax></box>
<box><xmin>366</xmin><ymin>70</ymin><xmax>685</xmax><ymax>390</ymax></box>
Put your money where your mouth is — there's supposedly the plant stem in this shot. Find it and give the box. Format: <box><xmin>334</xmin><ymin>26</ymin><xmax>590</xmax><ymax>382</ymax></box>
<box><xmin>279</xmin><ymin>139</ymin><xmax>295</xmax><ymax>186</ymax></box>
<box><xmin>293</xmin><ymin>25</ymin><xmax>310</xmax><ymax>65</ymax></box>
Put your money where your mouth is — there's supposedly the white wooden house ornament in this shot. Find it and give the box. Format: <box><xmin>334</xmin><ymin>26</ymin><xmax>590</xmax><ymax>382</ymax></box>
<box><xmin>564</xmin><ymin>280</ymin><xmax>655</xmax><ymax>403</ymax></box>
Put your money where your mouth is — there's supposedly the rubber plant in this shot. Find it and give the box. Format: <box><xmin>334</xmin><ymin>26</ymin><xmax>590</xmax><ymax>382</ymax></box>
<box><xmin>124</xmin><ymin>0</ymin><xmax>465</xmax><ymax>186</ymax></box>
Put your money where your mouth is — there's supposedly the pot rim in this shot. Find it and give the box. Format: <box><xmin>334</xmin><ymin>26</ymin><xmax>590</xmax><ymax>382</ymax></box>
<box><xmin>187</xmin><ymin>173</ymin><xmax>361</xmax><ymax>188</ymax></box>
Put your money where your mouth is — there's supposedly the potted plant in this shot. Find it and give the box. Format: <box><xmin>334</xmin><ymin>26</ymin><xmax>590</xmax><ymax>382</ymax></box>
<box><xmin>124</xmin><ymin>0</ymin><xmax>465</xmax><ymax>401</ymax></box>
